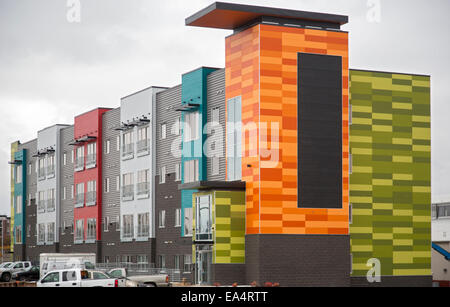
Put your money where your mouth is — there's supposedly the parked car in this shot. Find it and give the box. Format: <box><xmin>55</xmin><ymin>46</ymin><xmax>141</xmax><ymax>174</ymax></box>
<box><xmin>87</xmin><ymin>270</ymin><xmax>141</xmax><ymax>287</ymax></box>
<box><xmin>0</xmin><ymin>262</ymin><xmax>13</xmax><ymax>269</ymax></box>
<box><xmin>13</xmin><ymin>266</ymin><xmax>40</xmax><ymax>281</ymax></box>
<box><xmin>37</xmin><ymin>268</ymin><xmax>119</xmax><ymax>287</ymax></box>
<box><xmin>0</xmin><ymin>261</ymin><xmax>32</xmax><ymax>282</ymax></box>
<box><xmin>107</xmin><ymin>268</ymin><xmax>170</xmax><ymax>287</ymax></box>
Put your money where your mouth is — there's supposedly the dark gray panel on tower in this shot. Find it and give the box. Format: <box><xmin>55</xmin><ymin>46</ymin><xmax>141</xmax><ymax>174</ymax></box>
<box><xmin>297</xmin><ymin>53</ymin><xmax>343</xmax><ymax>209</ymax></box>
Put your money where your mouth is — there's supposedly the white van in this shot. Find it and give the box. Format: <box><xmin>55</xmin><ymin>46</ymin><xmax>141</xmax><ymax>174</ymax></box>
<box><xmin>40</xmin><ymin>253</ymin><xmax>96</xmax><ymax>278</ymax></box>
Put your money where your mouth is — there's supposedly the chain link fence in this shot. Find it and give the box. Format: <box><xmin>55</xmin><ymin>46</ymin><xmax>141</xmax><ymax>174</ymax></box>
<box><xmin>95</xmin><ymin>263</ymin><xmax>182</xmax><ymax>282</ymax></box>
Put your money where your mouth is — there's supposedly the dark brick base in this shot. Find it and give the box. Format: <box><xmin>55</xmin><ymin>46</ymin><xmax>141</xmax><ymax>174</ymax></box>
<box><xmin>351</xmin><ymin>275</ymin><xmax>432</xmax><ymax>287</ymax></box>
<box><xmin>212</xmin><ymin>264</ymin><xmax>246</xmax><ymax>286</ymax></box>
<box><xmin>245</xmin><ymin>234</ymin><xmax>351</xmax><ymax>287</ymax></box>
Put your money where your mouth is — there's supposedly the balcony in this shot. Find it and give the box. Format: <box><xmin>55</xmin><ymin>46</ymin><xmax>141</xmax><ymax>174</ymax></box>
<box><xmin>75</xmin><ymin>158</ymin><xmax>84</xmax><ymax>172</ymax></box>
<box><xmin>122</xmin><ymin>143</ymin><xmax>134</xmax><ymax>160</ymax></box>
<box><xmin>136</xmin><ymin>139</ymin><xmax>150</xmax><ymax>157</ymax></box>
<box><xmin>46</xmin><ymin>165</ymin><xmax>55</xmax><ymax>179</ymax></box>
<box><xmin>46</xmin><ymin>199</ymin><xmax>55</xmax><ymax>212</ymax></box>
<box><xmin>86</xmin><ymin>191</ymin><xmax>97</xmax><ymax>207</ymax></box>
<box><xmin>86</xmin><ymin>154</ymin><xmax>96</xmax><ymax>169</ymax></box>
<box><xmin>137</xmin><ymin>225</ymin><xmax>150</xmax><ymax>242</ymax></box>
<box><xmin>137</xmin><ymin>182</ymin><xmax>150</xmax><ymax>199</ymax></box>
<box><xmin>122</xmin><ymin>185</ymin><xmax>134</xmax><ymax>202</ymax></box>
<box><xmin>38</xmin><ymin>168</ymin><xmax>46</xmax><ymax>181</ymax></box>
<box><xmin>75</xmin><ymin>193</ymin><xmax>85</xmax><ymax>208</ymax></box>
<box><xmin>38</xmin><ymin>200</ymin><xmax>46</xmax><ymax>213</ymax></box>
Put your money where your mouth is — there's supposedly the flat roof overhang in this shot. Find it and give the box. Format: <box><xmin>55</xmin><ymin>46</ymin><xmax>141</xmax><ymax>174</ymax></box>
<box><xmin>186</xmin><ymin>2</ymin><xmax>348</xmax><ymax>31</ymax></box>
<box><xmin>179</xmin><ymin>180</ymin><xmax>246</xmax><ymax>191</ymax></box>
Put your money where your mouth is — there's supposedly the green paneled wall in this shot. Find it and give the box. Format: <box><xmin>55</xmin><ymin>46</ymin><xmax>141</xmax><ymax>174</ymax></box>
<box><xmin>349</xmin><ymin>70</ymin><xmax>431</xmax><ymax>277</ymax></box>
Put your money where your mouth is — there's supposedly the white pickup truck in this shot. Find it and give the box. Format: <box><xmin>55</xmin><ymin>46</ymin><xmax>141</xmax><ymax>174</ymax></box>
<box><xmin>107</xmin><ymin>268</ymin><xmax>171</xmax><ymax>287</ymax></box>
<box><xmin>0</xmin><ymin>261</ymin><xmax>32</xmax><ymax>282</ymax></box>
<box><xmin>37</xmin><ymin>268</ymin><xmax>118</xmax><ymax>287</ymax></box>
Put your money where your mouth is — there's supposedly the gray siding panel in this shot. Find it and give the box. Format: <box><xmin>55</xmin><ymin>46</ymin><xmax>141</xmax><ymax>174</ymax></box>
<box><xmin>156</xmin><ymin>85</ymin><xmax>182</xmax><ymax>175</ymax></box>
<box><xmin>102</xmin><ymin>107</ymin><xmax>121</xmax><ymax>223</ymax></box>
<box><xmin>206</xmin><ymin>69</ymin><xmax>226</xmax><ymax>181</ymax></box>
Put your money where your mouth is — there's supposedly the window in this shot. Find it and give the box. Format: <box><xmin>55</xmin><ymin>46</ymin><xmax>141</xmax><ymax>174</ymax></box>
<box><xmin>174</xmin><ymin>116</ymin><xmax>182</xmax><ymax>136</ymax></box>
<box><xmin>212</xmin><ymin>107</ymin><xmax>220</xmax><ymax>124</ymax></box>
<box><xmin>184</xmin><ymin>160</ymin><xmax>199</xmax><ymax>184</ymax></box>
<box><xmin>103</xmin><ymin>217</ymin><xmax>109</xmax><ymax>232</ymax></box>
<box><xmin>71</xmin><ymin>150</ymin><xmax>74</xmax><ymax>164</ymax></box>
<box><xmin>75</xmin><ymin>219</ymin><xmax>84</xmax><ymax>242</ymax></box>
<box><xmin>159</xmin><ymin>210</ymin><xmax>166</xmax><ymax>228</ymax></box>
<box><xmin>75</xmin><ymin>183</ymin><xmax>85</xmax><ymax>207</ymax></box>
<box><xmin>63</xmin><ymin>153</ymin><xmax>67</xmax><ymax>166</ymax></box>
<box><xmin>432</xmin><ymin>204</ymin><xmax>437</xmax><ymax>219</ymax></box>
<box><xmin>159</xmin><ymin>166</ymin><xmax>166</xmax><ymax>184</ymax></box>
<box><xmin>159</xmin><ymin>255</ymin><xmax>166</xmax><ymax>269</ymax></box>
<box><xmin>184</xmin><ymin>208</ymin><xmax>193</xmax><ymax>237</ymax></box>
<box><xmin>116</xmin><ymin>216</ymin><xmax>120</xmax><ymax>231</ymax></box>
<box><xmin>175</xmin><ymin>163</ymin><xmax>181</xmax><ymax>182</ymax></box>
<box><xmin>15</xmin><ymin>195</ymin><xmax>22</xmax><ymax>214</ymax></box>
<box><xmin>28</xmin><ymin>163</ymin><xmax>32</xmax><ymax>175</ymax></box>
<box><xmin>174</xmin><ymin>255</ymin><xmax>181</xmax><ymax>271</ymax></box>
<box><xmin>15</xmin><ymin>165</ymin><xmax>22</xmax><ymax>183</ymax></box>
<box><xmin>104</xmin><ymin>178</ymin><xmax>110</xmax><ymax>193</ymax></box>
<box><xmin>349</xmin><ymin>154</ymin><xmax>353</xmax><ymax>174</ymax></box>
<box><xmin>87</xmin><ymin>219</ymin><xmax>96</xmax><ymax>241</ymax></box>
<box><xmin>105</xmin><ymin>140</ymin><xmax>110</xmax><ymax>154</ymax></box>
<box><xmin>122</xmin><ymin>215</ymin><xmax>134</xmax><ymax>239</ymax></box>
<box><xmin>196</xmin><ymin>195</ymin><xmax>212</xmax><ymax>241</ymax></box>
<box><xmin>137</xmin><ymin>255</ymin><xmax>148</xmax><ymax>271</ymax></box>
<box><xmin>15</xmin><ymin>226</ymin><xmax>22</xmax><ymax>244</ymax></box>
<box><xmin>175</xmin><ymin>208</ymin><xmax>181</xmax><ymax>227</ymax></box>
<box><xmin>137</xmin><ymin>213</ymin><xmax>149</xmax><ymax>238</ymax></box>
<box><xmin>184</xmin><ymin>111</ymin><xmax>199</xmax><ymax>142</ymax></box>
<box><xmin>76</xmin><ymin>146</ymin><xmax>85</xmax><ymax>170</ymax></box>
<box><xmin>116</xmin><ymin>135</ymin><xmax>120</xmax><ymax>151</ymax></box>
<box><xmin>47</xmin><ymin>154</ymin><xmax>55</xmax><ymax>176</ymax></box>
<box><xmin>71</xmin><ymin>185</ymin><xmax>74</xmax><ymax>199</ymax></box>
<box><xmin>27</xmin><ymin>224</ymin><xmax>31</xmax><ymax>237</ymax></box>
<box><xmin>47</xmin><ymin>189</ymin><xmax>55</xmax><ymax>212</ymax></box>
<box><xmin>63</xmin><ymin>187</ymin><xmax>66</xmax><ymax>200</ymax></box>
<box><xmin>47</xmin><ymin>223</ymin><xmax>55</xmax><ymax>243</ymax></box>
<box><xmin>137</xmin><ymin>126</ymin><xmax>150</xmax><ymax>153</ymax></box>
<box><xmin>38</xmin><ymin>191</ymin><xmax>46</xmax><ymax>213</ymax></box>
<box><xmin>86</xmin><ymin>142</ymin><xmax>96</xmax><ymax>167</ymax></box>
<box><xmin>28</xmin><ymin>193</ymin><xmax>32</xmax><ymax>206</ymax></box>
<box><xmin>42</xmin><ymin>272</ymin><xmax>59</xmax><ymax>283</ymax></box>
<box><xmin>116</xmin><ymin>176</ymin><xmax>120</xmax><ymax>192</ymax></box>
<box><xmin>122</xmin><ymin>131</ymin><xmax>134</xmax><ymax>157</ymax></box>
<box><xmin>122</xmin><ymin>173</ymin><xmax>134</xmax><ymax>200</ymax></box>
<box><xmin>38</xmin><ymin>158</ymin><xmax>45</xmax><ymax>178</ymax></box>
<box><xmin>349</xmin><ymin>104</ymin><xmax>352</xmax><ymax>126</ymax></box>
<box><xmin>63</xmin><ymin>270</ymin><xmax>77</xmax><ymax>282</ymax></box>
<box><xmin>38</xmin><ymin>224</ymin><xmax>45</xmax><ymax>243</ymax></box>
<box><xmin>160</xmin><ymin>123</ymin><xmax>167</xmax><ymax>140</ymax></box>
<box><xmin>184</xmin><ymin>255</ymin><xmax>192</xmax><ymax>272</ymax></box>
<box><xmin>227</xmin><ymin>96</ymin><xmax>242</xmax><ymax>181</ymax></box>
<box><xmin>211</xmin><ymin>157</ymin><xmax>219</xmax><ymax>176</ymax></box>
<box><xmin>86</xmin><ymin>181</ymin><xmax>96</xmax><ymax>205</ymax></box>
<box><xmin>349</xmin><ymin>204</ymin><xmax>353</xmax><ymax>224</ymax></box>
<box><xmin>137</xmin><ymin>170</ymin><xmax>150</xmax><ymax>196</ymax></box>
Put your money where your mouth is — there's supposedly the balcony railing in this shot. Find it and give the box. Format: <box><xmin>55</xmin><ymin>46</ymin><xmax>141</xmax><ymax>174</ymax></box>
<box><xmin>137</xmin><ymin>139</ymin><xmax>150</xmax><ymax>154</ymax></box>
<box><xmin>46</xmin><ymin>165</ymin><xmax>55</xmax><ymax>178</ymax></box>
<box><xmin>75</xmin><ymin>233</ymin><xmax>84</xmax><ymax>243</ymax></box>
<box><xmin>86</xmin><ymin>232</ymin><xmax>96</xmax><ymax>242</ymax></box>
<box><xmin>122</xmin><ymin>226</ymin><xmax>134</xmax><ymax>240</ymax></box>
<box><xmin>46</xmin><ymin>199</ymin><xmax>55</xmax><ymax>212</ymax></box>
<box><xmin>47</xmin><ymin>233</ymin><xmax>55</xmax><ymax>244</ymax></box>
<box><xmin>122</xmin><ymin>185</ymin><xmax>134</xmax><ymax>201</ymax></box>
<box><xmin>122</xmin><ymin>143</ymin><xmax>134</xmax><ymax>158</ymax></box>
<box><xmin>75</xmin><ymin>193</ymin><xmax>85</xmax><ymax>208</ymax></box>
<box><xmin>137</xmin><ymin>182</ymin><xmax>150</xmax><ymax>196</ymax></box>
<box><xmin>75</xmin><ymin>158</ymin><xmax>84</xmax><ymax>171</ymax></box>
<box><xmin>38</xmin><ymin>168</ymin><xmax>46</xmax><ymax>180</ymax></box>
<box><xmin>86</xmin><ymin>191</ymin><xmax>96</xmax><ymax>206</ymax></box>
<box><xmin>38</xmin><ymin>200</ymin><xmax>46</xmax><ymax>213</ymax></box>
<box><xmin>86</xmin><ymin>154</ymin><xmax>96</xmax><ymax>168</ymax></box>
<box><xmin>137</xmin><ymin>225</ymin><xmax>150</xmax><ymax>240</ymax></box>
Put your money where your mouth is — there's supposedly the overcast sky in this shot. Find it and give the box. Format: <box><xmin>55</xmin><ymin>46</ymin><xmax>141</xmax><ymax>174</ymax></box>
<box><xmin>0</xmin><ymin>0</ymin><xmax>449</xmax><ymax>215</ymax></box>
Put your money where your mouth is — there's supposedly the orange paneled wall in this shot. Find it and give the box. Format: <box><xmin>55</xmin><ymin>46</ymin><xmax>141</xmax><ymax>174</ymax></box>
<box><xmin>226</xmin><ymin>24</ymin><xmax>349</xmax><ymax>235</ymax></box>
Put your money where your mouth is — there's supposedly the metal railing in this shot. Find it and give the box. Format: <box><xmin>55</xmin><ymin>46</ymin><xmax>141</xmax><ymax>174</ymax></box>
<box><xmin>75</xmin><ymin>193</ymin><xmax>85</xmax><ymax>207</ymax></box>
<box><xmin>46</xmin><ymin>199</ymin><xmax>55</xmax><ymax>212</ymax></box>
<box><xmin>75</xmin><ymin>158</ymin><xmax>84</xmax><ymax>170</ymax></box>
<box><xmin>46</xmin><ymin>165</ymin><xmax>55</xmax><ymax>177</ymax></box>
<box><xmin>86</xmin><ymin>191</ymin><xmax>96</xmax><ymax>205</ymax></box>
<box><xmin>95</xmin><ymin>263</ymin><xmax>182</xmax><ymax>282</ymax></box>
<box><xmin>86</xmin><ymin>154</ymin><xmax>96</xmax><ymax>167</ymax></box>
<box><xmin>38</xmin><ymin>200</ymin><xmax>46</xmax><ymax>213</ymax></box>
<box><xmin>137</xmin><ymin>182</ymin><xmax>150</xmax><ymax>196</ymax></box>
<box><xmin>122</xmin><ymin>185</ymin><xmax>134</xmax><ymax>199</ymax></box>
<box><xmin>122</xmin><ymin>143</ymin><xmax>134</xmax><ymax>157</ymax></box>
<box><xmin>136</xmin><ymin>139</ymin><xmax>150</xmax><ymax>153</ymax></box>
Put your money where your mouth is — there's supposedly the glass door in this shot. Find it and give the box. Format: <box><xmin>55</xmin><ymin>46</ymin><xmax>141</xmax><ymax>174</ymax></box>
<box><xmin>196</xmin><ymin>246</ymin><xmax>212</xmax><ymax>285</ymax></box>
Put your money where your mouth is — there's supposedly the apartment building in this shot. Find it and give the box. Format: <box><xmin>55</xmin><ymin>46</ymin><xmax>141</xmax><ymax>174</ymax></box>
<box><xmin>431</xmin><ymin>200</ymin><xmax>450</xmax><ymax>286</ymax></box>
<box><xmin>0</xmin><ymin>216</ymin><xmax>12</xmax><ymax>262</ymax></box>
<box><xmin>10</xmin><ymin>2</ymin><xmax>432</xmax><ymax>286</ymax></box>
